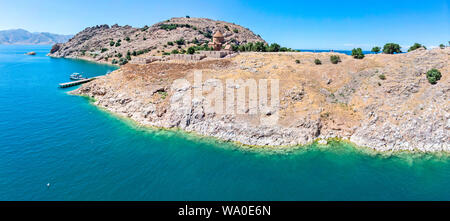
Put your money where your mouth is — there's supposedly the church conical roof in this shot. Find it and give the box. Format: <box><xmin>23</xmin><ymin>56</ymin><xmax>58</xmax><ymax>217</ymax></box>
<box><xmin>213</xmin><ymin>31</ymin><xmax>224</xmax><ymax>38</ymax></box>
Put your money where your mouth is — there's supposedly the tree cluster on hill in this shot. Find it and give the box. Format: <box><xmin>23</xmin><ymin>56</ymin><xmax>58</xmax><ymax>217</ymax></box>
<box><xmin>408</xmin><ymin>43</ymin><xmax>426</xmax><ymax>52</ymax></box>
<box><xmin>233</xmin><ymin>42</ymin><xmax>296</xmax><ymax>52</ymax></box>
<box><xmin>158</xmin><ymin>23</ymin><xmax>194</xmax><ymax>31</ymax></box>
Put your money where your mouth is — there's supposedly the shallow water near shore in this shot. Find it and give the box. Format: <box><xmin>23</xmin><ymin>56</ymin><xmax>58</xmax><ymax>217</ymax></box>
<box><xmin>1</xmin><ymin>45</ymin><xmax>450</xmax><ymax>200</ymax></box>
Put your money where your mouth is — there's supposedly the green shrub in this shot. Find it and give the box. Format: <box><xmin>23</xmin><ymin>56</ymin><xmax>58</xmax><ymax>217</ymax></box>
<box><xmin>224</xmin><ymin>25</ymin><xmax>230</xmax><ymax>31</ymax></box>
<box><xmin>371</xmin><ymin>46</ymin><xmax>380</xmax><ymax>54</ymax></box>
<box><xmin>175</xmin><ymin>38</ymin><xmax>185</xmax><ymax>45</ymax></box>
<box><xmin>115</xmin><ymin>42</ymin><xmax>121</xmax><ymax>47</ymax></box>
<box><xmin>439</xmin><ymin>44</ymin><xmax>445</xmax><ymax>49</ymax></box>
<box><xmin>167</xmin><ymin>41</ymin><xmax>174</xmax><ymax>46</ymax></box>
<box><xmin>126</xmin><ymin>51</ymin><xmax>131</xmax><ymax>60</ymax></box>
<box><xmin>330</xmin><ymin>55</ymin><xmax>341</xmax><ymax>64</ymax></box>
<box><xmin>111</xmin><ymin>59</ymin><xmax>118</xmax><ymax>64</ymax></box>
<box><xmin>117</xmin><ymin>53</ymin><xmax>122</xmax><ymax>58</ymax></box>
<box><xmin>101</xmin><ymin>48</ymin><xmax>108</xmax><ymax>53</ymax></box>
<box><xmin>383</xmin><ymin>43</ymin><xmax>401</xmax><ymax>54</ymax></box>
<box><xmin>141</xmin><ymin>25</ymin><xmax>149</xmax><ymax>31</ymax></box>
<box><xmin>426</xmin><ymin>69</ymin><xmax>442</xmax><ymax>84</ymax></box>
<box><xmin>109</xmin><ymin>41</ymin><xmax>115</xmax><ymax>46</ymax></box>
<box><xmin>125</xmin><ymin>37</ymin><xmax>130</xmax><ymax>42</ymax></box>
<box><xmin>118</xmin><ymin>58</ymin><xmax>128</xmax><ymax>65</ymax></box>
<box><xmin>378</xmin><ymin>74</ymin><xmax>386</xmax><ymax>80</ymax></box>
<box><xmin>159</xmin><ymin>24</ymin><xmax>177</xmax><ymax>31</ymax></box>
<box><xmin>186</xmin><ymin>15</ymin><xmax>190</xmax><ymax>18</ymax></box>
<box><xmin>191</xmin><ymin>38</ymin><xmax>199</xmax><ymax>44</ymax></box>
<box><xmin>187</xmin><ymin>47</ymin><xmax>195</xmax><ymax>54</ymax></box>
<box><xmin>408</xmin><ymin>43</ymin><xmax>426</xmax><ymax>52</ymax></box>
<box><xmin>171</xmin><ymin>49</ymin><xmax>179</xmax><ymax>54</ymax></box>
<box><xmin>351</xmin><ymin>48</ymin><xmax>365</xmax><ymax>59</ymax></box>
<box><xmin>314</xmin><ymin>59</ymin><xmax>322</xmax><ymax>65</ymax></box>
<box><xmin>295</xmin><ymin>59</ymin><xmax>300</xmax><ymax>64</ymax></box>
<box><xmin>143</xmin><ymin>37</ymin><xmax>146</xmax><ymax>41</ymax></box>
<box><xmin>162</xmin><ymin>52</ymin><xmax>170</xmax><ymax>56</ymax></box>
<box><xmin>233</xmin><ymin>28</ymin><xmax>239</xmax><ymax>33</ymax></box>
<box><xmin>202</xmin><ymin>31</ymin><xmax>212</xmax><ymax>39</ymax></box>
<box><xmin>231</xmin><ymin>44</ymin><xmax>239</xmax><ymax>52</ymax></box>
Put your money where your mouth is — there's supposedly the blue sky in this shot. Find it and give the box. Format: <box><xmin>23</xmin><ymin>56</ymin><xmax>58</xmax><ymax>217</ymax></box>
<box><xmin>0</xmin><ymin>0</ymin><xmax>448</xmax><ymax>50</ymax></box>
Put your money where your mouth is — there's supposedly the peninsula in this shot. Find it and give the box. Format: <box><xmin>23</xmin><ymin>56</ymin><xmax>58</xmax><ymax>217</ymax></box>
<box><xmin>51</xmin><ymin>17</ymin><xmax>449</xmax><ymax>152</ymax></box>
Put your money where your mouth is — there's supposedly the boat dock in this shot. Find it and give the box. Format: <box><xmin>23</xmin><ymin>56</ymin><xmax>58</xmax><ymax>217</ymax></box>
<box><xmin>59</xmin><ymin>77</ymin><xmax>97</xmax><ymax>88</ymax></box>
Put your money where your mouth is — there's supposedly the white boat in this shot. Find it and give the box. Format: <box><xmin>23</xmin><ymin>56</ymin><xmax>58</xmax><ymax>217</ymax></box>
<box><xmin>70</xmin><ymin>73</ymin><xmax>85</xmax><ymax>80</ymax></box>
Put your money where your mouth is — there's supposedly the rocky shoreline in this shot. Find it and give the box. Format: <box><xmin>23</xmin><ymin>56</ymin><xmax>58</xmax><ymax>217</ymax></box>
<box><xmin>71</xmin><ymin>48</ymin><xmax>449</xmax><ymax>153</ymax></box>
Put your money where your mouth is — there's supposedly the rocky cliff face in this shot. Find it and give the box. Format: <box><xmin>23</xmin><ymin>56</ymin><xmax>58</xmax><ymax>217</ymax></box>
<box><xmin>48</xmin><ymin>17</ymin><xmax>265</xmax><ymax>64</ymax></box>
<box><xmin>71</xmin><ymin>47</ymin><xmax>449</xmax><ymax>152</ymax></box>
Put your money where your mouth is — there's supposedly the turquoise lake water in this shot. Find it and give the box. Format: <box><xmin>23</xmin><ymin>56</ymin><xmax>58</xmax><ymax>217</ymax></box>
<box><xmin>1</xmin><ymin>45</ymin><xmax>450</xmax><ymax>200</ymax></box>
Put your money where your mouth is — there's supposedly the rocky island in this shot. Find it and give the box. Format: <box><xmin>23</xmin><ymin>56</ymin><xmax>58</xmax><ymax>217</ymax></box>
<box><xmin>51</xmin><ymin>18</ymin><xmax>449</xmax><ymax>153</ymax></box>
<box><xmin>48</xmin><ymin>17</ymin><xmax>265</xmax><ymax>64</ymax></box>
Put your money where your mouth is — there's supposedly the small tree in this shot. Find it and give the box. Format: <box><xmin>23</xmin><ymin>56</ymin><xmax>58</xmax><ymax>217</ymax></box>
<box><xmin>426</xmin><ymin>69</ymin><xmax>442</xmax><ymax>84</ymax></box>
<box><xmin>187</xmin><ymin>47</ymin><xmax>195</xmax><ymax>54</ymax></box>
<box><xmin>408</xmin><ymin>43</ymin><xmax>426</xmax><ymax>52</ymax></box>
<box><xmin>371</xmin><ymin>46</ymin><xmax>380</xmax><ymax>54</ymax></box>
<box><xmin>439</xmin><ymin>44</ymin><xmax>445</xmax><ymax>49</ymax></box>
<box><xmin>314</xmin><ymin>59</ymin><xmax>322</xmax><ymax>65</ymax></box>
<box><xmin>351</xmin><ymin>48</ymin><xmax>365</xmax><ymax>59</ymax></box>
<box><xmin>110</xmin><ymin>40</ymin><xmax>115</xmax><ymax>46</ymax></box>
<box><xmin>383</xmin><ymin>43</ymin><xmax>401</xmax><ymax>54</ymax></box>
<box><xmin>330</xmin><ymin>55</ymin><xmax>341</xmax><ymax>64</ymax></box>
<box><xmin>118</xmin><ymin>58</ymin><xmax>128</xmax><ymax>65</ymax></box>
<box><xmin>126</xmin><ymin>51</ymin><xmax>131</xmax><ymax>60</ymax></box>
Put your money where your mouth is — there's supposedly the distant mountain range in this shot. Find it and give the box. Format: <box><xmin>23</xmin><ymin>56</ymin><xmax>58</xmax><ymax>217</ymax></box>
<box><xmin>0</xmin><ymin>29</ymin><xmax>73</xmax><ymax>45</ymax></box>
